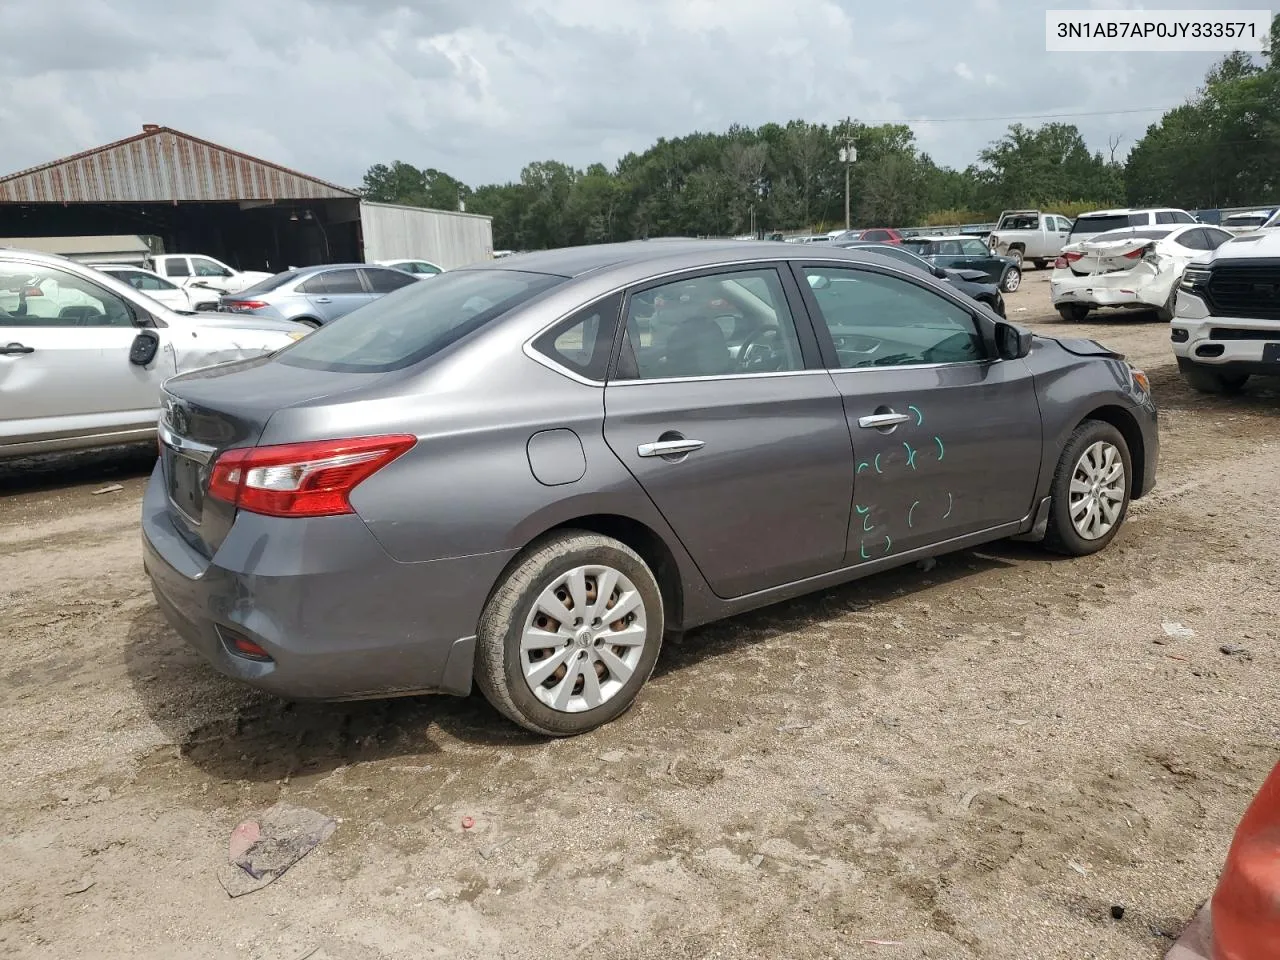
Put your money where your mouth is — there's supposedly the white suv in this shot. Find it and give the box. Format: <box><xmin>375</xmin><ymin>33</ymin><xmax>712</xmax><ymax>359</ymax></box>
<box><xmin>1172</xmin><ymin>231</ymin><xmax>1280</xmax><ymax>394</ymax></box>
<box><xmin>1067</xmin><ymin>208</ymin><xmax>1197</xmax><ymax>244</ymax></box>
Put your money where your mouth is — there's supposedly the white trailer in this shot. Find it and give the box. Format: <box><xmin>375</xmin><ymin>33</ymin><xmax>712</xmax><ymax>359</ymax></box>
<box><xmin>359</xmin><ymin>201</ymin><xmax>494</xmax><ymax>270</ymax></box>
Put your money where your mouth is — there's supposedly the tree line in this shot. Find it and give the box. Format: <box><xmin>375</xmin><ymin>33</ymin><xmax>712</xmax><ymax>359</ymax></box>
<box><xmin>360</xmin><ymin>16</ymin><xmax>1278</xmax><ymax>249</ymax></box>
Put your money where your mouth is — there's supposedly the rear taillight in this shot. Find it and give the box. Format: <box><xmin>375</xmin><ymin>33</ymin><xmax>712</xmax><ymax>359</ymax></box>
<box><xmin>1063</xmin><ymin>252</ymin><xmax>1084</xmax><ymax>263</ymax></box>
<box><xmin>1053</xmin><ymin>256</ymin><xmax>1067</xmax><ymax>269</ymax></box>
<box><xmin>225</xmin><ymin>299</ymin><xmax>267</xmax><ymax>310</ymax></box>
<box><xmin>1123</xmin><ymin>248</ymin><xmax>1144</xmax><ymax>260</ymax></box>
<box><xmin>208</xmin><ymin>435</ymin><xmax>416</xmax><ymax>518</ymax></box>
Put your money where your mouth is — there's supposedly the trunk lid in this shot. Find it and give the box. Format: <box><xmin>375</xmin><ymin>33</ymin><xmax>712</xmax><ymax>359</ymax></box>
<box><xmin>159</xmin><ymin>354</ymin><xmax>380</xmax><ymax>558</ymax></box>
<box><xmin>1062</xmin><ymin>236</ymin><xmax>1156</xmax><ymax>277</ymax></box>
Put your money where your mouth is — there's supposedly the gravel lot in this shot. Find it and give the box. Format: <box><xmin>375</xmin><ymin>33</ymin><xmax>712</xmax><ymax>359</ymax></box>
<box><xmin>2</xmin><ymin>270</ymin><xmax>1278</xmax><ymax>960</ymax></box>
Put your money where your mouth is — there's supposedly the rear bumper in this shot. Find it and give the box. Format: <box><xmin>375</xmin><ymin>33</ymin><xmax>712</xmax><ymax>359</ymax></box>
<box><xmin>140</xmin><ymin>461</ymin><xmax>516</xmax><ymax>700</ymax></box>
<box><xmin>1051</xmin><ymin>271</ymin><xmax>1174</xmax><ymax>310</ymax></box>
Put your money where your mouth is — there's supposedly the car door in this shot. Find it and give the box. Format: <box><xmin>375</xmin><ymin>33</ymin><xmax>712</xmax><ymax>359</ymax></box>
<box><xmin>189</xmin><ymin>256</ymin><xmax>239</xmax><ymax>295</ymax></box>
<box><xmin>928</xmin><ymin>240</ymin><xmax>967</xmax><ymax>272</ymax></box>
<box><xmin>794</xmin><ymin>261</ymin><xmax>1042</xmax><ymax>563</ymax></box>
<box><xmin>955</xmin><ymin>239</ymin><xmax>999</xmax><ymax>276</ymax></box>
<box><xmin>299</xmin><ymin>268</ymin><xmax>374</xmax><ymax>322</ymax></box>
<box><xmin>602</xmin><ymin>264</ymin><xmax>855</xmax><ymax>599</ymax></box>
<box><xmin>0</xmin><ymin>260</ymin><xmax>177</xmax><ymax>446</ymax></box>
<box><xmin>1053</xmin><ymin>217</ymin><xmax>1072</xmax><ymax>247</ymax></box>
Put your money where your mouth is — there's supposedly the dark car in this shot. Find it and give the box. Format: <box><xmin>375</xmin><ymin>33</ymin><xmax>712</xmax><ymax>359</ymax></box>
<box><xmin>835</xmin><ymin>240</ymin><xmax>1005</xmax><ymax>317</ymax></box>
<box><xmin>902</xmin><ymin>236</ymin><xmax>1022</xmax><ymax>293</ymax></box>
<box><xmin>144</xmin><ymin>239</ymin><xmax>1158</xmax><ymax>736</ymax></box>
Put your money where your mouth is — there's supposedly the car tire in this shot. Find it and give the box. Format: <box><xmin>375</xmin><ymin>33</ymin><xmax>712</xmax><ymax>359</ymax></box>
<box><xmin>1176</xmin><ymin>358</ymin><xmax>1249</xmax><ymax>394</ymax></box>
<box><xmin>1007</xmin><ymin>248</ymin><xmax>1024</xmax><ymax>268</ymax></box>
<box><xmin>296</xmin><ymin>317</ymin><xmax>321</xmax><ymax>328</ymax></box>
<box><xmin>1156</xmin><ymin>285</ymin><xmax>1178</xmax><ymax>323</ymax></box>
<box><xmin>1001</xmin><ymin>266</ymin><xmax>1022</xmax><ymax>292</ymax></box>
<box><xmin>1057</xmin><ymin>304</ymin><xmax>1090</xmax><ymax>323</ymax></box>
<box><xmin>474</xmin><ymin>530</ymin><xmax>665</xmax><ymax>736</ymax></box>
<box><xmin>1043</xmin><ymin>420</ymin><xmax>1132</xmax><ymax>557</ymax></box>
<box><xmin>1033</xmin><ymin>259</ymin><xmax>1048</xmax><ymax>270</ymax></box>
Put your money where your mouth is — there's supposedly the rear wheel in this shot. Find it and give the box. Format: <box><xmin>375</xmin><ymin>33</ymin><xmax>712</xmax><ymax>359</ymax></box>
<box><xmin>296</xmin><ymin>317</ymin><xmax>321</xmax><ymax>328</ymax></box>
<box><xmin>1043</xmin><ymin>420</ymin><xmax>1132</xmax><ymax>556</ymax></box>
<box><xmin>1057</xmin><ymin>304</ymin><xmax>1090</xmax><ymax>323</ymax></box>
<box><xmin>1156</xmin><ymin>285</ymin><xmax>1178</xmax><ymax>323</ymax></box>
<box><xmin>1177</xmin><ymin>358</ymin><xmax>1249</xmax><ymax>394</ymax></box>
<box><xmin>1033</xmin><ymin>259</ymin><xmax>1048</xmax><ymax>270</ymax></box>
<box><xmin>475</xmin><ymin>531</ymin><xmax>664</xmax><ymax>736</ymax></box>
<box><xmin>1001</xmin><ymin>266</ymin><xmax>1022</xmax><ymax>292</ymax></box>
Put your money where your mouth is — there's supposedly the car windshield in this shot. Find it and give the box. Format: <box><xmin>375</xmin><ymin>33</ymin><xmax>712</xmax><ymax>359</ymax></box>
<box><xmin>1264</xmin><ymin>210</ymin><xmax>1280</xmax><ymax>229</ymax></box>
<box><xmin>1087</xmin><ymin>228</ymin><xmax>1173</xmax><ymax>243</ymax></box>
<box><xmin>276</xmin><ymin>268</ymin><xmax>565</xmax><ymax>373</ymax></box>
<box><xmin>239</xmin><ymin>270</ymin><xmax>303</xmax><ymax>295</ymax></box>
<box><xmin>1070</xmin><ymin>214</ymin><xmax>1135</xmax><ymax>236</ymax></box>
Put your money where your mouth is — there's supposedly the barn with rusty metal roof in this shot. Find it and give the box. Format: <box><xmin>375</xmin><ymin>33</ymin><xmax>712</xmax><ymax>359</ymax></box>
<box><xmin>0</xmin><ymin>125</ymin><xmax>492</xmax><ymax>271</ymax></box>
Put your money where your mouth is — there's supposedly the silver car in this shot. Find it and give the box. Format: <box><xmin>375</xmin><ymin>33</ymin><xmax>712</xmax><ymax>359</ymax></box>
<box><xmin>0</xmin><ymin>249</ymin><xmax>308</xmax><ymax>459</ymax></box>
<box><xmin>219</xmin><ymin>263</ymin><xmax>419</xmax><ymax>327</ymax></box>
<box><xmin>143</xmin><ymin>240</ymin><xmax>1159</xmax><ymax>736</ymax></box>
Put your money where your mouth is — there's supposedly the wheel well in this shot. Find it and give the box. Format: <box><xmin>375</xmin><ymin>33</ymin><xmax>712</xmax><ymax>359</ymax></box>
<box><xmin>546</xmin><ymin>515</ymin><xmax>685</xmax><ymax>630</ymax></box>
<box><xmin>1008</xmin><ymin>242</ymin><xmax>1025</xmax><ymax>252</ymax></box>
<box><xmin>1081</xmin><ymin>405</ymin><xmax>1145</xmax><ymax>497</ymax></box>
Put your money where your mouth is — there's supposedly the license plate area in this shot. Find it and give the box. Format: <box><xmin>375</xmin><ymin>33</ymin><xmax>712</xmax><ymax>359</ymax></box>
<box><xmin>166</xmin><ymin>451</ymin><xmax>205</xmax><ymax>524</ymax></box>
<box><xmin>1263</xmin><ymin>342</ymin><xmax>1280</xmax><ymax>364</ymax></box>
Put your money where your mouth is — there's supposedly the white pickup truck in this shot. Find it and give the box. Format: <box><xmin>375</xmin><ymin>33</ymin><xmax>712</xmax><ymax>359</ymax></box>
<box><xmin>987</xmin><ymin>210</ymin><xmax>1074</xmax><ymax>269</ymax></box>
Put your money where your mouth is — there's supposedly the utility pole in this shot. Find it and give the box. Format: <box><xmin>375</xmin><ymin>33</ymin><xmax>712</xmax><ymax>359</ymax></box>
<box><xmin>838</xmin><ymin>125</ymin><xmax>857</xmax><ymax>231</ymax></box>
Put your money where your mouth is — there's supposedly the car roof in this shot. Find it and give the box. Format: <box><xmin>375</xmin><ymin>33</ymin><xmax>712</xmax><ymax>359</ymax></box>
<box><xmin>902</xmin><ymin>234</ymin><xmax>982</xmax><ymax>242</ymax></box>
<box><xmin>468</xmin><ymin>239</ymin><xmax>916</xmax><ymax>280</ymax></box>
<box><xmin>1078</xmin><ymin>207</ymin><xmax>1185</xmax><ymax>217</ymax></box>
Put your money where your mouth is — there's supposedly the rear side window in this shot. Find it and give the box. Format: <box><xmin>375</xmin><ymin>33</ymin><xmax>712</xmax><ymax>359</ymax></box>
<box><xmin>162</xmin><ymin>257</ymin><xmax>190</xmax><ymax>278</ymax></box>
<box><xmin>277</xmin><ymin>269</ymin><xmax>565</xmax><ymax>373</ymax></box>
<box><xmin>362</xmin><ymin>267</ymin><xmax>417</xmax><ymax>293</ymax></box>
<box><xmin>321</xmin><ymin>269</ymin><xmax>365</xmax><ymax>294</ymax></box>
<box><xmin>530</xmin><ymin>294</ymin><xmax>622</xmax><ymax>381</ymax></box>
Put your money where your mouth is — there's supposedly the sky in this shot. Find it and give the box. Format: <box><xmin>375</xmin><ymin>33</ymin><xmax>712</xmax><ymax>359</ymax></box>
<box><xmin>0</xmin><ymin>0</ymin><xmax>1239</xmax><ymax>190</ymax></box>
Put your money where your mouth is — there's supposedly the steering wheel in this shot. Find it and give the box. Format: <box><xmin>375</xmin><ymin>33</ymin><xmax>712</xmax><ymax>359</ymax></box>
<box><xmin>736</xmin><ymin>326</ymin><xmax>785</xmax><ymax>372</ymax></box>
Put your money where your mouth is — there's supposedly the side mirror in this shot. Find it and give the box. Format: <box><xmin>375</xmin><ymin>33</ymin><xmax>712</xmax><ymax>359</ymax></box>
<box><xmin>995</xmin><ymin>321</ymin><xmax>1033</xmax><ymax>360</ymax></box>
<box><xmin>932</xmin><ymin>266</ymin><xmax>947</xmax><ymax>279</ymax></box>
<box><xmin>129</xmin><ymin>331</ymin><xmax>160</xmax><ymax>366</ymax></box>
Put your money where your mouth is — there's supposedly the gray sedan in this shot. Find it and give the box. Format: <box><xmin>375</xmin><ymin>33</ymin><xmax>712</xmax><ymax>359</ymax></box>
<box><xmin>143</xmin><ymin>240</ymin><xmax>1159</xmax><ymax>735</ymax></box>
<box><xmin>219</xmin><ymin>263</ymin><xmax>419</xmax><ymax>326</ymax></box>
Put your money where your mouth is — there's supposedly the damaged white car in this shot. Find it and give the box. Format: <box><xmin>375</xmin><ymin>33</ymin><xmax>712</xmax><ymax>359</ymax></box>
<box><xmin>1050</xmin><ymin>224</ymin><xmax>1233</xmax><ymax>323</ymax></box>
<box><xmin>0</xmin><ymin>248</ymin><xmax>308</xmax><ymax>460</ymax></box>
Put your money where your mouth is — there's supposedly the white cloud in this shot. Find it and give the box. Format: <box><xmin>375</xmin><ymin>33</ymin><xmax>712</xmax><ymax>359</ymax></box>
<box><xmin>0</xmin><ymin>0</ymin><xmax>1231</xmax><ymax>188</ymax></box>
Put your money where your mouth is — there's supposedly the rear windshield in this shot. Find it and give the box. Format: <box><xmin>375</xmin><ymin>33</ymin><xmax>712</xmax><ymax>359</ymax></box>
<box><xmin>276</xmin><ymin>268</ymin><xmax>565</xmax><ymax>373</ymax></box>
<box><xmin>1088</xmin><ymin>228</ymin><xmax>1173</xmax><ymax>243</ymax></box>
<box><xmin>239</xmin><ymin>270</ymin><xmax>303</xmax><ymax>295</ymax></box>
<box><xmin>1070</xmin><ymin>214</ymin><xmax>1137</xmax><ymax>236</ymax></box>
<box><xmin>998</xmin><ymin>214</ymin><xmax>1039</xmax><ymax>230</ymax></box>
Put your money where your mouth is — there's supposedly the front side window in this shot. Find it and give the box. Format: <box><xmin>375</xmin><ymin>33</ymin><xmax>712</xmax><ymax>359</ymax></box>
<box><xmin>361</xmin><ymin>268</ymin><xmax>417</xmax><ymax>294</ymax></box>
<box><xmin>191</xmin><ymin>257</ymin><xmax>232</xmax><ymax>278</ymax></box>
<box><xmin>277</xmin><ymin>268</ymin><xmax>564</xmax><ymax>373</ymax></box>
<box><xmin>961</xmin><ymin>239</ymin><xmax>990</xmax><ymax>256</ymax></box>
<box><xmin>616</xmin><ymin>268</ymin><xmax>804</xmax><ymax>381</ymax></box>
<box><xmin>803</xmin><ymin>267</ymin><xmax>984</xmax><ymax>369</ymax></box>
<box><xmin>0</xmin><ymin>263</ymin><xmax>135</xmax><ymax>328</ymax></box>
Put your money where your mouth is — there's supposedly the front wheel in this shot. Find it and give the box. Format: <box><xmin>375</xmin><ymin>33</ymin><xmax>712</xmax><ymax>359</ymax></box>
<box><xmin>1177</xmin><ymin>358</ymin><xmax>1249</xmax><ymax>394</ymax></box>
<box><xmin>1006</xmin><ymin>248</ymin><xmax>1024</xmax><ymax>268</ymax></box>
<box><xmin>475</xmin><ymin>531</ymin><xmax>665</xmax><ymax>736</ymax></box>
<box><xmin>1001</xmin><ymin>266</ymin><xmax>1022</xmax><ymax>292</ymax></box>
<box><xmin>1043</xmin><ymin>420</ymin><xmax>1132</xmax><ymax>556</ymax></box>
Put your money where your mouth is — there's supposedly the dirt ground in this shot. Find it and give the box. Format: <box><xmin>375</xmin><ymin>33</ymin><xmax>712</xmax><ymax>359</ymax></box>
<box><xmin>2</xmin><ymin>270</ymin><xmax>1278</xmax><ymax>960</ymax></box>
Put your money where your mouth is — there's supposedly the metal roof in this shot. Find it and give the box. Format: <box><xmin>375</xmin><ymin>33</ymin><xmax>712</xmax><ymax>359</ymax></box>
<box><xmin>0</xmin><ymin>126</ymin><xmax>359</xmax><ymax>204</ymax></box>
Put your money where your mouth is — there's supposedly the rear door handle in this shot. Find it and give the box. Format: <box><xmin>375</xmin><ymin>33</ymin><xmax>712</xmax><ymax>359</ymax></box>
<box><xmin>313</xmin><ymin>297</ymin><xmax>332</xmax><ymax>303</ymax></box>
<box><xmin>1</xmin><ymin>342</ymin><xmax>34</xmax><ymax>355</ymax></box>
<box><xmin>857</xmin><ymin>412</ymin><xmax>911</xmax><ymax>429</ymax></box>
<box><xmin>637</xmin><ymin>439</ymin><xmax>705</xmax><ymax>458</ymax></box>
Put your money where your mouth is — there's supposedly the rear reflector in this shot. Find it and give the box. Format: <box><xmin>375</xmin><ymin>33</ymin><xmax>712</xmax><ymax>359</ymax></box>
<box><xmin>208</xmin><ymin>435</ymin><xmax>416</xmax><ymax>518</ymax></box>
<box><xmin>218</xmin><ymin>627</ymin><xmax>273</xmax><ymax>661</ymax></box>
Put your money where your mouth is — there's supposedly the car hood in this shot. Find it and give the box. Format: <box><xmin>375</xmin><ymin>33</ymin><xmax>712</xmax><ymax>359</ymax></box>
<box><xmin>173</xmin><ymin>310</ymin><xmax>308</xmax><ymax>335</ymax></box>
<box><xmin>945</xmin><ymin>268</ymin><xmax>991</xmax><ymax>282</ymax></box>
<box><xmin>1041</xmin><ymin>335</ymin><xmax>1123</xmax><ymax>359</ymax></box>
<box><xmin>1203</xmin><ymin>229</ymin><xmax>1280</xmax><ymax>260</ymax></box>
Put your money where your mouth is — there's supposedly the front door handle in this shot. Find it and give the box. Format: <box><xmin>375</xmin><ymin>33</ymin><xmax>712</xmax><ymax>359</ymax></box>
<box><xmin>313</xmin><ymin>297</ymin><xmax>332</xmax><ymax>303</ymax></box>
<box><xmin>858</xmin><ymin>412</ymin><xmax>912</xmax><ymax>429</ymax></box>
<box><xmin>637</xmin><ymin>438</ymin><xmax>705</xmax><ymax>458</ymax></box>
<box><xmin>1</xmin><ymin>342</ymin><xmax>34</xmax><ymax>355</ymax></box>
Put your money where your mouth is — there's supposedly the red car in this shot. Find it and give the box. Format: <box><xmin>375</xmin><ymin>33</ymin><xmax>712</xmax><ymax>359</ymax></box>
<box><xmin>858</xmin><ymin>228</ymin><xmax>904</xmax><ymax>244</ymax></box>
